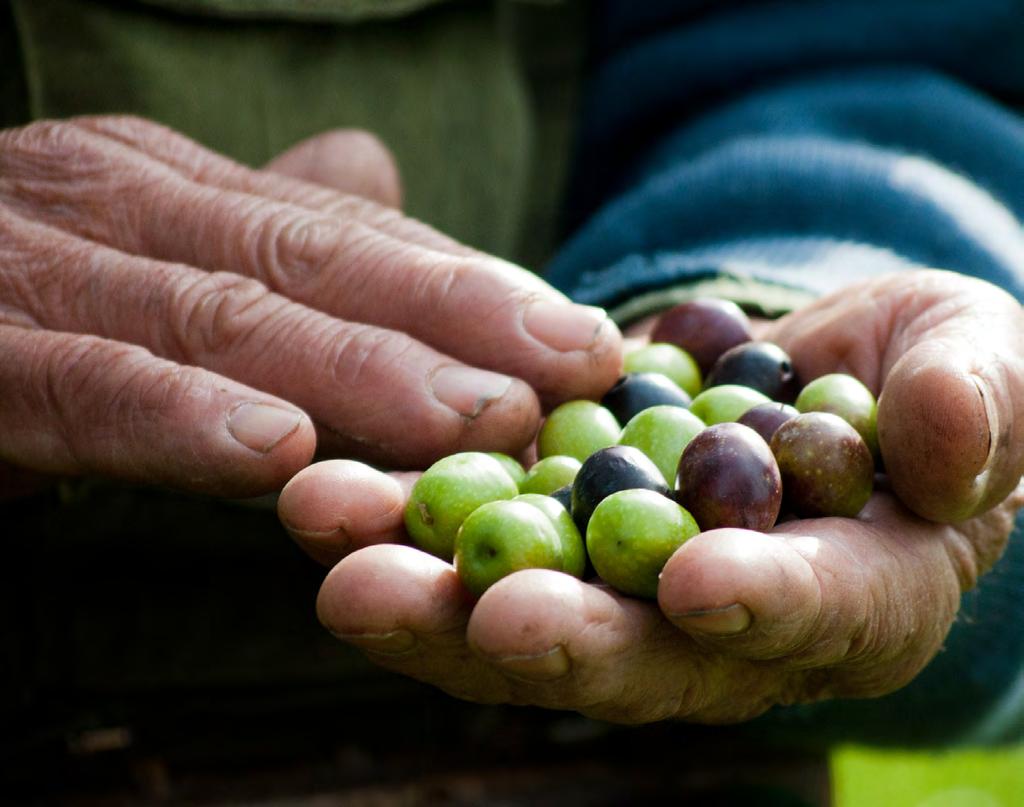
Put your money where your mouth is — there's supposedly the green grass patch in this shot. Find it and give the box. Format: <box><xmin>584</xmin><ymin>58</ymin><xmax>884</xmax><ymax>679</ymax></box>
<box><xmin>833</xmin><ymin>745</ymin><xmax>1024</xmax><ymax>806</ymax></box>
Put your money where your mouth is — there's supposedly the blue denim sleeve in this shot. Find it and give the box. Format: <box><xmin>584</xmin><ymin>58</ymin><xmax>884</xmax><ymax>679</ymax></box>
<box><xmin>547</xmin><ymin>45</ymin><xmax>1024</xmax><ymax>745</ymax></box>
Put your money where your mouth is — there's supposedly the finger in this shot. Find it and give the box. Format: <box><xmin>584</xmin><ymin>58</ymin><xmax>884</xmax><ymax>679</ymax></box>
<box><xmin>0</xmin><ymin>325</ymin><xmax>315</xmax><ymax>495</ymax></box>
<box><xmin>3</xmin><ymin>120</ymin><xmax>622</xmax><ymax>404</ymax></box>
<box><xmin>658</xmin><ymin>493</ymin><xmax>972</xmax><ymax>697</ymax></box>
<box><xmin>264</xmin><ymin>129</ymin><xmax>403</xmax><ymax>209</ymax></box>
<box><xmin>277</xmin><ymin>460</ymin><xmax>419</xmax><ymax>564</ymax></box>
<box><xmin>767</xmin><ymin>271</ymin><xmax>1024</xmax><ymax>522</ymax></box>
<box><xmin>465</xmin><ymin>570</ymin><xmax>775</xmax><ymax>724</ymax></box>
<box><xmin>880</xmin><ymin>318</ymin><xmax>1024</xmax><ymax>522</ymax></box>
<box><xmin>321</xmin><ymin>550</ymin><xmax>799</xmax><ymax>724</ymax></box>
<box><xmin>1</xmin><ymin>212</ymin><xmax>541</xmax><ymax>467</ymax></box>
<box><xmin>317</xmin><ymin>544</ymin><xmax>513</xmax><ymax>703</ymax></box>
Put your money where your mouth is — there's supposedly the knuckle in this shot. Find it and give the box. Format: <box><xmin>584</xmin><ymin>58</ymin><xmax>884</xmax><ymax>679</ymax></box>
<box><xmin>40</xmin><ymin>335</ymin><xmax>151</xmax><ymax>456</ymax></box>
<box><xmin>0</xmin><ymin>207</ymin><xmax>54</xmax><ymax>320</ymax></box>
<box><xmin>76</xmin><ymin>114</ymin><xmax>197</xmax><ymax>165</ymax></box>
<box><xmin>409</xmin><ymin>257</ymin><xmax>463</xmax><ymax>307</ymax></box>
<box><xmin>169</xmin><ymin>270</ymin><xmax>283</xmax><ymax>358</ymax></box>
<box><xmin>77</xmin><ymin>113</ymin><xmax>161</xmax><ymax>137</ymax></box>
<box><xmin>415</xmin><ymin>257</ymin><xmax>526</xmax><ymax>332</ymax></box>
<box><xmin>296</xmin><ymin>218</ymin><xmax>400</xmax><ymax>299</ymax></box>
<box><xmin>71</xmin><ymin>112</ymin><xmax>153</xmax><ymax>138</ymax></box>
<box><xmin>122</xmin><ymin>359</ymin><xmax>200</xmax><ymax>426</ymax></box>
<box><xmin>329</xmin><ymin>324</ymin><xmax>414</xmax><ymax>392</ymax></box>
<box><xmin>43</xmin><ymin>334</ymin><xmax>116</xmax><ymax>407</ymax></box>
<box><xmin>326</xmin><ymin>325</ymin><xmax>453</xmax><ymax>457</ymax></box>
<box><xmin>0</xmin><ymin>120</ymin><xmax>107</xmax><ymax>177</ymax></box>
<box><xmin>255</xmin><ymin>207</ymin><xmax>341</xmax><ymax>286</ymax></box>
<box><xmin>0</xmin><ymin>122</ymin><xmax>103</xmax><ymax>207</ymax></box>
<box><xmin>36</xmin><ymin>336</ymin><xmax>99</xmax><ymax>460</ymax></box>
<box><xmin>0</xmin><ymin>121</ymin><xmax>132</xmax><ymax>240</ymax></box>
<box><xmin>43</xmin><ymin>334</ymin><xmax>208</xmax><ymax>464</ymax></box>
<box><xmin>0</xmin><ymin>212</ymin><xmax>112</xmax><ymax>328</ymax></box>
<box><xmin>4</xmin><ymin>119</ymin><xmax>78</xmax><ymax>154</ymax></box>
<box><xmin>403</xmin><ymin>255</ymin><xmax>470</xmax><ymax>311</ymax></box>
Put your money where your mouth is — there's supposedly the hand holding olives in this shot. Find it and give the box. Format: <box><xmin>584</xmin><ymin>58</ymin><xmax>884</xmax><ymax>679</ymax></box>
<box><xmin>302</xmin><ymin>271</ymin><xmax>1024</xmax><ymax>728</ymax></box>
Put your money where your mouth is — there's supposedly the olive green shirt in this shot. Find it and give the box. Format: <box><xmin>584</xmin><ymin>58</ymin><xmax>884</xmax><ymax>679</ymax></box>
<box><xmin>3</xmin><ymin>0</ymin><xmax>585</xmax><ymax>268</ymax></box>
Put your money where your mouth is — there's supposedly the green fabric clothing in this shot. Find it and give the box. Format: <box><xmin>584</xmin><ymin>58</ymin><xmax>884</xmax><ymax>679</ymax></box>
<box><xmin>4</xmin><ymin>0</ymin><xmax>584</xmax><ymax>268</ymax></box>
<box><xmin>136</xmin><ymin>0</ymin><xmax>452</xmax><ymax>22</ymax></box>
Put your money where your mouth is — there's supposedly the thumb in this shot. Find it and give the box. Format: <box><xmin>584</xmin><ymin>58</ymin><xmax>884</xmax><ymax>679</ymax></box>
<box><xmin>265</xmin><ymin>128</ymin><xmax>403</xmax><ymax>209</ymax></box>
<box><xmin>880</xmin><ymin>333</ymin><xmax>1024</xmax><ymax>522</ymax></box>
<box><xmin>879</xmin><ymin>326</ymin><xmax>1024</xmax><ymax>522</ymax></box>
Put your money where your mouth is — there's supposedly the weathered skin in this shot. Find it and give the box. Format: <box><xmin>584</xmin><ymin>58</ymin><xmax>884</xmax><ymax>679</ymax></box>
<box><xmin>0</xmin><ymin>116</ymin><xmax>622</xmax><ymax>496</ymax></box>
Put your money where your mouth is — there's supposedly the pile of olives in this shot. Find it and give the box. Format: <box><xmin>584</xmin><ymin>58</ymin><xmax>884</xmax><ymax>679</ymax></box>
<box><xmin>405</xmin><ymin>298</ymin><xmax>878</xmax><ymax>599</ymax></box>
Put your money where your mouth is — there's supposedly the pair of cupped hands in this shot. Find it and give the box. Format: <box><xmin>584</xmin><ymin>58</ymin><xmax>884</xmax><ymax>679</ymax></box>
<box><xmin>3</xmin><ymin>117</ymin><xmax>1023</xmax><ymax>724</ymax></box>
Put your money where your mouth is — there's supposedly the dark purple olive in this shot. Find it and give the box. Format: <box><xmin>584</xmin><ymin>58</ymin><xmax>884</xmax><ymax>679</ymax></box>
<box><xmin>600</xmin><ymin>372</ymin><xmax>692</xmax><ymax>424</ymax></box>
<box><xmin>571</xmin><ymin>446</ymin><xmax>670</xmax><ymax>532</ymax></box>
<box><xmin>737</xmin><ymin>402</ymin><xmax>800</xmax><ymax>444</ymax></box>
<box><xmin>705</xmin><ymin>342</ymin><xmax>800</xmax><ymax>402</ymax></box>
<box><xmin>549</xmin><ymin>484</ymin><xmax>574</xmax><ymax>512</ymax></box>
<box><xmin>650</xmin><ymin>298</ymin><xmax>753</xmax><ymax>375</ymax></box>
<box><xmin>676</xmin><ymin>422</ymin><xmax>782</xmax><ymax>532</ymax></box>
<box><xmin>770</xmin><ymin>412</ymin><xmax>874</xmax><ymax>518</ymax></box>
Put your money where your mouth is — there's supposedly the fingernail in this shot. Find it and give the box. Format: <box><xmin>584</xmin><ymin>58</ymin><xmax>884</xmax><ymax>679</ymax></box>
<box><xmin>228</xmin><ymin>402</ymin><xmax>303</xmax><ymax>453</ymax></box>
<box><xmin>524</xmin><ymin>301</ymin><xmax>609</xmax><ymax>353</ymax></box>
<box><xmin>970</xmin><ymin>373</ymin><xmax>1000</xmax><ymax>472</ymax></box>
<box><xmin>430</xmin><ymin>365</ymin><xmax>512</xmax><ymax>419</ymax></box>
<box><xmin>495</xmin><ymin>645</ymin><xmax>571</xmax><ymax>681</ymax></box>
<box><xmin>284</xmin><ymin>524</ymin><xmax>352</xmax><ymax>555</ymax></box>
<box><xmin>330</xmin><ymin>629</ymin><xmax>417</xmax><ymax>655</ymax></box>
<box><xmin>672</xmin><ymin>603</ymin><xmax>752</xmax><ymax>636</ymax></box>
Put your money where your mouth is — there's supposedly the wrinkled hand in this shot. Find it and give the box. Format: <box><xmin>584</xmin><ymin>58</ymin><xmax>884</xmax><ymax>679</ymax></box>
<box><xmin>0</xmin><ymin>117</ymin><xmax>621</xmax><ymax>496</ymax></box>
<box><xmin>294</xmin><ymin>271</ymin><xmax>1024</xmax><ymax>723</ymax></box>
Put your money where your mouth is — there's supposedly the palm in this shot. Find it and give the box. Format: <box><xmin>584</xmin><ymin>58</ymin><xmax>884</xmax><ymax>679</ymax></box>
<box><xmin>298</xmin><ymin>271</ymin><xmax>1024</xmax><ymax>724</ymax></box>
